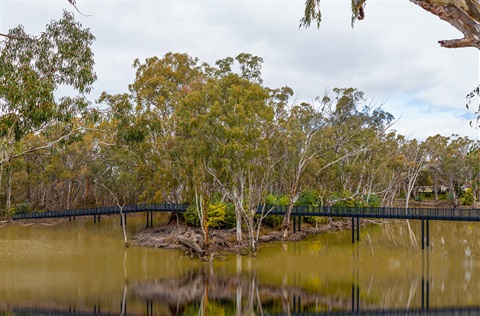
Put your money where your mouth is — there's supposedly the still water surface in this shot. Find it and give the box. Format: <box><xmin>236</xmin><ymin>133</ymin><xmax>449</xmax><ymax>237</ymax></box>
<box><xmin>0</xmin><ymin>215</ymin><xmax>480</xmax><ymax>315</ymax></box>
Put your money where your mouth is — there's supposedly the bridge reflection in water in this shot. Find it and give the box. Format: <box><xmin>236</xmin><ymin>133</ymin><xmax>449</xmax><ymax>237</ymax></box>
<box><xmin>5</xmin><ymin>250</ymin><xmax>480</xmax><ymax>316</ymax></box>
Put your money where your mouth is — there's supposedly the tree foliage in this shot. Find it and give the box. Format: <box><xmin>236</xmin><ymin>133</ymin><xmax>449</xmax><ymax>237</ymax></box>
<box><xmin>0</xmin><ymin>11</ymin><xmax>96</xmax><ymax>163</ymax></box>
<box><xmin>0</xmin><ymin>11</ymin><xmax>96</xmax><ymax>210</ymax></box>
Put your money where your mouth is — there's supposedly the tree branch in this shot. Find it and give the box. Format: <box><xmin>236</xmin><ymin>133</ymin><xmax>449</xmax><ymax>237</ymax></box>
<box><xmin>9</xmin><ymin>130</ymin><xmax>79</xmax><ymax>161</ymax></box>
<box><xmin>67</xmin><ymin>0</ymin><xmax>92</xmax><ymax>17</ymax></box>
<box><xmin>0</xmin><ymin>33</ymin><xmax>33</xmax><ymax>41</ymax></box>
<box><xmin>411</xmin><ymin>0</ymin><xmax>480</xmax><ymax>49</ymax></box>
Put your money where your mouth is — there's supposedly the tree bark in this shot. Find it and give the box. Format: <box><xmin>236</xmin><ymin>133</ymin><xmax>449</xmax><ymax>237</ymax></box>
<box><xmin>410</xmin><ymin>0</ymin><xmax>480</xmax><ymax>49</ymax></box>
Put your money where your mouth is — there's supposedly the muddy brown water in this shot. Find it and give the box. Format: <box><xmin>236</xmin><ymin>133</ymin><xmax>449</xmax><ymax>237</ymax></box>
<box><xmin>0</xmin><ymin>216</ymin><xmax>480</xmax><ymax>314</ymax></box>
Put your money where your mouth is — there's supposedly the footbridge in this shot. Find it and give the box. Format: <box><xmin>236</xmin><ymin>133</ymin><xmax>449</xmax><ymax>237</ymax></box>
<box><xmin>11</xmin><ymin>204</ymin><xmax>480</xmax><ymax>249</ymax></box>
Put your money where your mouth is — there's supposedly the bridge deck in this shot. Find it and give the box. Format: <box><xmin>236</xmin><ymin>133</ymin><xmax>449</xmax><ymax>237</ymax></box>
<box><xmin>267</xmin><ymin>205</ymin><xmax>480</xmax><ymax>221</ymax></box>
<box><xmin>11</xmin><ymin>204</ymin><xmax>480</xmax><ymax>222</ymax></box>
<box><xmin>12</xmin><ymin>204</ymin><xmax>189</xmax><ymax>220</ymax></box>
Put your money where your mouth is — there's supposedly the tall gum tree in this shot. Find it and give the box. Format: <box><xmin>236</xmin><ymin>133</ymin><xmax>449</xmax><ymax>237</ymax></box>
<box><xmin>0</xmin><ymin>11</ymin><xmax>96</xmax><ymax>209</ymax></box>
<box><xmin>176</xmin><ymin>54</ymin><xmax>275</xmax><ymax>252</ymax></box>
<box><xmin>277</xmin><ymin>87</ymin><xmax>394</xmax><ymax>237</ymax></box>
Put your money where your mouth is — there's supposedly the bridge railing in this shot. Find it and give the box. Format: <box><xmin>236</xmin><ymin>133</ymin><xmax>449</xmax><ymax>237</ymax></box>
<box><xmin>257</xmin><ymin>205</ymin><xmax>480</xmax><ymax>221</ymax></box>
<box><xmin>12</xmin><ymin>203</ymin><xmax>190</xmax><ymax>220</ymax></box>
<box><xmin>11</xmin><ymin>204</ymin><xmax>480</xmax><ymax>221</ymax></box>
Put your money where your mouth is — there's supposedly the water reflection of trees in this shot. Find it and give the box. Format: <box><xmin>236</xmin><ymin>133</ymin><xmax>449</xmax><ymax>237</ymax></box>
<box><xmin>133</xmin><ymin>268</ymin><xmax>356</xmax><ymax>315</ymax></box>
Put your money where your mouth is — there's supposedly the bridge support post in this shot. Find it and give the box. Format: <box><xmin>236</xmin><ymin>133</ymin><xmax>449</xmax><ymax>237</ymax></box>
<box><xmin>146</xmin><ymin>211</ymin><xmax>153</xmax><ymax>228</ymax></box>
<box><xmin>421</xmin><ymin>278</ymin><xmax>425</xmax><ymax>310</ymax></box>
<box><xmin>298</xmin><ymin>216</ymin><xmax>301</xmax><ymax>232</ymax></box>
<box><xmin>426</xmin><ymin>220</ymin><xmax>429</xmax><ymax>247</ymax></box>
<box><xmin>421</xmin><ymin>220</ymin><xmax>430</xmax><ymax>249</ymax></box>
<box><xmin>351</xmin><ymin>283</ymin><xmax>354</xmax><ymax>311</ymax></box>
<box><xmin>351</xmin><ymin>217</ymin><xmax>354</xmax><ymax>244</ymax></box>
<box><xmin>421</xmin><ymin>250</ymin><xmax>430</xmax><ymax>311</ymax></box>
<box><xmin>351</xmin><ymin>217</ymin><xmax>360</xmax><ymax>244</ymax></box>
<box><xmin>421</xmin><ymin>220</ymin><xmax>424</xmax><ymax>250</ymax></box>
<box><xmin>293</xmin><ymin>216</ymin><xmax>296</xmax><ymax>233</ymax></box>
<box><xmin>356</xmin><ymin>217</ymin><xmax>360</xmax><ymax>242</ymax></box>
<box><xmin>351</xmin><ymin>283</ymin><xmax>360</xmax><ymax>312</ymax></box>
<box><xmin>146</xmin><ymin>301</ymin><xmax>153</xmax><ymax>316</ymax></box>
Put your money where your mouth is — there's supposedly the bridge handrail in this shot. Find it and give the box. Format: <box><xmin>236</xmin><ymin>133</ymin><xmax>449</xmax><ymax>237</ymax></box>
<box><xmin>11</xmin><ymin>204</ymin><xmax>480</xmax><ymax>221</ymax></box>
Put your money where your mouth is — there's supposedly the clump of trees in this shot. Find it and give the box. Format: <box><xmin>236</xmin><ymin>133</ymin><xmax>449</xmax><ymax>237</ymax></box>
<box><xmin>2</xmin><ymin>13</ymin><xmax>479</xmax><ymax>254</ymax></box>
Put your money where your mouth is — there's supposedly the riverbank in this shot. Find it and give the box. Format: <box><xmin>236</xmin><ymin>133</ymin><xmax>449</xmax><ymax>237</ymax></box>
<box><xmin>132</xmin><ymin>218</ymin><xmax>358</xmax><ymax>260</ymax></box>
<box><xmin>0</xmin><ymin>217</ymin><xmax>71</xmax><ymax>227</ymax></box>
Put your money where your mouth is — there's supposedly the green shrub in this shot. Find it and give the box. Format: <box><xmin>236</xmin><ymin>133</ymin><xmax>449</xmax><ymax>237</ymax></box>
<box><xmin>265</xmin><ymin>193</ymin><xmax>289</xmax><ymax>206</ymax></box>
<box><xmin>5</xmin><ymin>203</ymin><xmax>32</xmax><ymax>217</ymax></box>
<box><xmin>438</xmin><ymin>193</ymin><xmax>447</xmax><ymax>201</ymax></box>
<box><xmin>184</xmin><ymin>202</ymin><xmax>235</xmax><ymax>229</ymax></box>
<box><xmin>366</xmin><ymin>194</ymin><xmax>381</xmax><ymax>207</ymax></box>
<box><xmin>263</xmin><ymin>215</ymin><xmax>283</xmax><ymax>228</ymax></box>
<box><xmin>223</xmin><ymin>203</ymin><xmax>236</xmax><ymax>229</ymax></box>
<box><xmin>184</xmin><ymin>205</ymin><xmax>201</xmax><ymax>227</ymax></box>
<box><xmin>331</xmin><ymin>191</ymin><xmax>381</xmax><ymax>208</ymax></box>
<box><xmin>415</xmin><ymin>195</ymin><xmax>425</xmax><ymax>202</ymax></box>
<box><xmin>462</xmin><ymin>188</ymin><xmax>474</xmax><ymax>205</ymax></box>
<box><xmin>295</xmin><ymin>190</ymin><xmax>320</xmax><ymax>206</ymax></box>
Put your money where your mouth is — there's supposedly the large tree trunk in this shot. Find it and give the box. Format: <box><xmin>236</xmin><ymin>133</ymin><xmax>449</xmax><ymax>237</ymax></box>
<box><xmin>6</xmin><ymin>167</ymin><xmax>12</xmax><ymax>210</ymax></box>
<box><xmin>233</xmin><ymin>196</ymin><xmax>243</xmax><ymax>243</ymax></box>
<box><xmin>282</xmin><ymin>201</ymin><xmax>294</xmax><ymax>239</ymax></box>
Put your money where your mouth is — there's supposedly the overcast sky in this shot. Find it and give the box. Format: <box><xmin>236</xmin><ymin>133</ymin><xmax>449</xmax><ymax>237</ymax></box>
<box><xmin>1</xmin><ymin>0</ymin><xmax>479</xmax><ymax>140</ymax></box>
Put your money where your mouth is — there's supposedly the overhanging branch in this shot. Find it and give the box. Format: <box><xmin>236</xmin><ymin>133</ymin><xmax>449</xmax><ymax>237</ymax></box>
<box><xmin>410</xmin><ymin>0</ymin><xmax>480</xmax><ymax>49</ymax></box>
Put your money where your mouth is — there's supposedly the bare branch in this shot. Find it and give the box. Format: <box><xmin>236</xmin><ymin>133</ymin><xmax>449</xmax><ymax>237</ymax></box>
<box><xmin>9</xmin><ymin>130</ymin><xmax>79</xmax><ymax>162</ymax></box>
<box><xmin>67</xmin><ymin>0</ymin><xmax>92</xmax><ymax>17</ymax></box>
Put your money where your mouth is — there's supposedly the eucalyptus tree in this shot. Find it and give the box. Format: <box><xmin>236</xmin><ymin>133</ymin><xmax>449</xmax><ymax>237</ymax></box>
<box><xmin>96</xmin><ymin>92</ymin><xmax>153</xmax><ymax>205</ymax></box>
<box><xmin>440</xmin><ymin>135</ymin><xmax>473</xmax><ymax>206</ymax></box>
<box><xmin>274</xmin><ymin>87</ymin><xmax>394</xmax><ymax>236</ymax></box>
<box><xmin>177</xmin><ymin>54</ymin><xmax>275</xmax><ymax>252</ymax></box>
<box><xmin>325</xmin><ymin>91</ymin><xmax>394</xmax><ymax>198</ymax></box>
<box><xmin>314</xmin><ymin>89</ymin><xmax>392</xmax><ymax>204</ymax></box>
<box><xmin>0</xmin><ymin>11</ymin><xmax>96</xmax><ymax>211</ymax></box>
<box><xmin>301</xmin><ymin>0</ymin><xmax>480</xmax><ymax>49</ymax></box>
<box><xmin>423</xmin><ymin>134</ymin><xmax>450</xmax><ymax>201</ymax></box>
<box><xmin>399</xmin><ymin>138</ymin><xmax>430</xmax><ymax>208</ymax></box>
<box><xmin>467</xmin><ymin>141</ymin><xmax>480</xmax><ymax>201</ymax></box>
<box><xmin>128</xmin><ymin>53</ymin><xmax>208</xmax><ymax>203</ymax></box>
<box><xmin>274</xmin><ymin>100</ymin><xmax>326</xmax><ymax>238</ymax></box>
<box><xmin>381</xmin><ymin>133</ymin><xmax>410</xmax><ymax>206</ymax></box>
